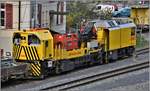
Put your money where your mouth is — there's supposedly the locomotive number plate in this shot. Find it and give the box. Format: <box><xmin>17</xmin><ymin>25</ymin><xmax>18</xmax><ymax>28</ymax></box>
<box><xmin>48</xmin><ymin>61</ymin><xmax>52</xmax><ymax>67</ymax></box>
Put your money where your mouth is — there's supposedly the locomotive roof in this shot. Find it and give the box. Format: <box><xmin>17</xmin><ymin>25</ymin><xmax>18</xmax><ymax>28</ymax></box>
<box><xmin>91</xmin><ymin>19</ymin><xmax>118</xmax><ymax>28</ymax></box>
<box><xmin>14</xmin><ymin>29</ymin><xmax>53</xmax><ymax>40</ymax></box>
<box><xmin>90</xmin><ymin>19</ymin><xmax>136</xmax><ymax>31</ymax></box>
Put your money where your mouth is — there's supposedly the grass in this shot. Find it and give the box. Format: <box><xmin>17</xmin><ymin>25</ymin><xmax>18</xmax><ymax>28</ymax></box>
<box><xmin>136</xmin><ymin>34</ymin><xmax>149</xmax><ymax>48</ymax></box>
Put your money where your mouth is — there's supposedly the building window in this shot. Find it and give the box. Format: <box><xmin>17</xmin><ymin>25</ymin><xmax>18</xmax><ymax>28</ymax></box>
<box><xmin>1</xmin><ymin>3</ymin><xmax>5</xmax><ymax>9</ymax></box>
<box><xmin>0</xmin><ymin>3</ymin><xmax>13</xmax><ymax>29</ymax></box>
<box><xmin>0</xmin><ymin>3</ymin><xmax>5</xmax><ymax>28</ymax></box>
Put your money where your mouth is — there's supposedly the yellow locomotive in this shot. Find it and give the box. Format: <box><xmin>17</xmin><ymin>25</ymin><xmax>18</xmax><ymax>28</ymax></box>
<box><xmin>13</xmin><ymin>19</ymin><xmax>136</xmax><ymax>78</ymax></box>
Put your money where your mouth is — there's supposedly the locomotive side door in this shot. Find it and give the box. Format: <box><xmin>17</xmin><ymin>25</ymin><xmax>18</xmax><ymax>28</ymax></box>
<box><xmin>44</xmin><ymin>40</ymin><xmax>48</xmax><ymax>58</ymax></box>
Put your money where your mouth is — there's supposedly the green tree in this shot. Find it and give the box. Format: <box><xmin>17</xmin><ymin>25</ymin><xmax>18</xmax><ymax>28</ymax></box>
<box><xmin>67</xmin><ymin>1</ymin><xmax>96</xmax><ymax>28</ymax></box>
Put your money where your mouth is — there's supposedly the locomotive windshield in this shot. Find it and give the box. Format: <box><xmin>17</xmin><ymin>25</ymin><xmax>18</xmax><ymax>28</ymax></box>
<box><xmin>13</xmin><ymin>33</ymin><xmax>22</xmax><ymax>45</ymax></box>
<box><xmin>28</xmin><ymin>34</ymin><xmax>40</xmax><ymax>45</ymax></box>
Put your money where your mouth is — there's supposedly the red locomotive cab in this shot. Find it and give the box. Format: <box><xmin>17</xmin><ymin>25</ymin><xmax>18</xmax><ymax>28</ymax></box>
<box><xmin>54</xmin><ymin>33</ymin><xmax>78</xmax><ymax>50</ymax></box>
<box><xmin>66</xmin><ymin>33</ymin><xmax>78</xmax><ymax>50</ymax></box>
<box><xmin>54</xmin><ymin>34</ymin><xmax>65</xmax><ymax>48</ymax></box>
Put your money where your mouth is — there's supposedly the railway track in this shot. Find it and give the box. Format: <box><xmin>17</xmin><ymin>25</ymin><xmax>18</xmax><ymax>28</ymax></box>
<box><xmin>2</xmin><ymin>47</ymin><xmax>149</xmax><ymax>90</ymax></box>
<box><xmin>136</xmin><ymin>47</ymin><xmax>149</xmax><ymax>55</ymax></box>
<box><xmin>41</xmin><ymin>48</ymin><xmax>149</xmax><ymax>91</ymax></box>
<box><xmin>42</xmin><ymin>61</ymin><xmax>149</xmax><ymax>91</ymax></box>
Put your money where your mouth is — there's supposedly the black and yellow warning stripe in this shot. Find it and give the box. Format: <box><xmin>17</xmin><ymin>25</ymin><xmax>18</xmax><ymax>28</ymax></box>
<box><xmin>13</xmin><ymin>45</ymin><xmax>17</xmax><ymax>58</ymax></box>
<box><xmin>13</xmin><ymin>45</ymin><xmax>41</xmax><ymax>77</ymax></box>
<box><xmin>13</xmin><ymin>45</ymin><xmax>22</xmax><ymax>59</ymax></box>
<box><xmin>13</xmin><ymin>46</ymin><xmax>41</xmax><ymax>61</ymax></box>
<box><xmin>23</xmin><ymin>46</ymin><xmax>41</xmax><ymax>77</ymax></box>
<box><xmin>30</xmin><ymin>62</ymin><xmax>41</xmax><ymax>76</ymax></box>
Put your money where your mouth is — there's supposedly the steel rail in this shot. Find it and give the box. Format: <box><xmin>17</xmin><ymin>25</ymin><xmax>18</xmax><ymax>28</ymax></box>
<box><xmin>136</xmin><ymin>47</ymin><xmax>149</xmax><ymax>55</ymax></box>
<box><xmin>41</xmin><ymin>61</ymin><xmax>149</xmax><ymax>90</ymax></box>
<box><xmin>41</xmin><ymin>48</ymin><xmax>149</xmax><ymax>90</ymax></box>
<box><xmin>2</xmin><ymin>47</ymin><xmax>149</xmax><ymax>89</ymax></box>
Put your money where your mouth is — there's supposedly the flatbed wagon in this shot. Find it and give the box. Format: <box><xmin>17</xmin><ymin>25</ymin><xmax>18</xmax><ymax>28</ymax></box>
<box><xmin>1</xmin><ymin>58</ymin><xmax>28</xmax><ymax>82</ymax></box>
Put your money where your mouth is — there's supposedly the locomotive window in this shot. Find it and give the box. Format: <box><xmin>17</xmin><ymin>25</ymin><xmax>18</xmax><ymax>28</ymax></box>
<box><xmin>108</xmin><ymin>21</ymin><xmax>116</xmax><ymax>27</ymax></box>
<box><xmin>13</xmin><ymin>33</ymin><xmax>22</xmax><ymax>45</ymax></box>
<box><xmin>28</xmin><ymin>34</ymin><xmax>40</xmax><ymax>45</ymax></box>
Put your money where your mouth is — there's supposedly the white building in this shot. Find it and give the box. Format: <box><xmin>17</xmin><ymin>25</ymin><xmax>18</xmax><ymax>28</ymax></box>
<box><xmin>0</xmin><ymin>1</ymin><xmax>66</xmax><ymax>33</ymax></box>
<box><xmin>0</xmin><ymin>1</ymin><xmax>66</xmax><ymax>58</ymax></box>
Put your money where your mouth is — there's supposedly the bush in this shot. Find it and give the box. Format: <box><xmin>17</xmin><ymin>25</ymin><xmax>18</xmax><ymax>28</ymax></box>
<box><xmin>136</xmin><ymin>34</ymin><xmax>148</xmax><ymax>48</ymax></box>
